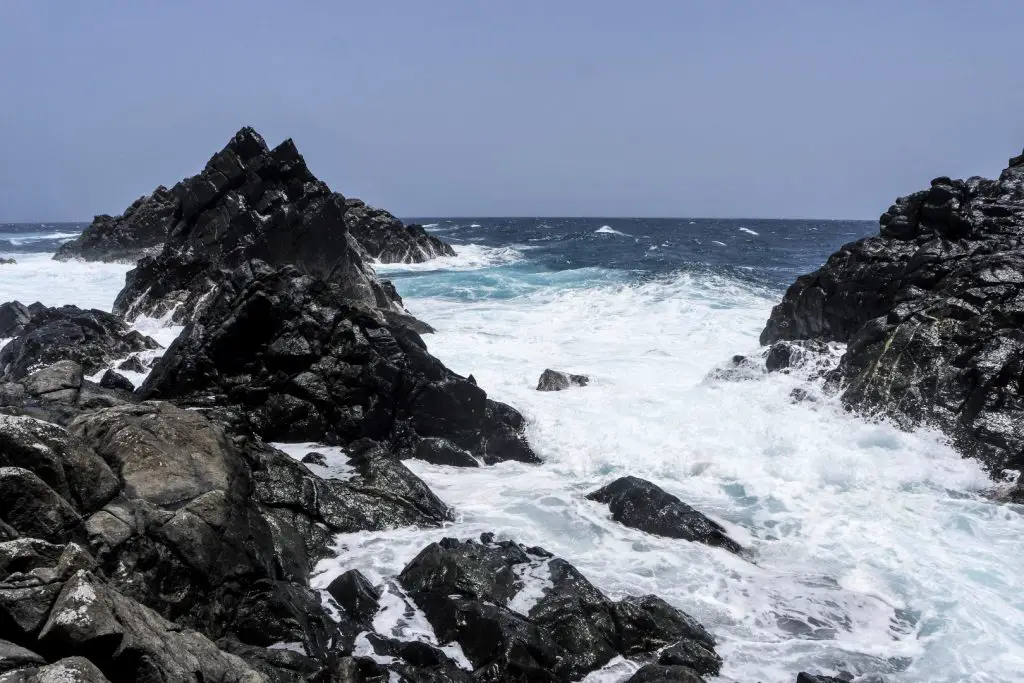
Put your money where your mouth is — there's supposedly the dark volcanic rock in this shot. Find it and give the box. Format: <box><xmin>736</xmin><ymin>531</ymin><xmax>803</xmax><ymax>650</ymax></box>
<box><xmin>0</xmin><ymin>414</ymin><xmax>119</xmax><ymax>514</ymax></box>
<box><xmin>796</xmin><ymin>674</ymin><xmax>849</xmax><ymax>683</ymax></box>
<box><xmin>0</xmin><ymin>468</ymin><xmax>83</xmax><ymax>544</ymax></box>
<box><xmin>54</xmin><ymin>186</ymin><xmax>179</xmax><ymax>263</ymax></box>
<box><xmin>344</xmin><ymin>198</ymin><xmax>455</xmax><ymax>263</ymax></box>
<box><xmin>110</xmin><ymin>127</ymin><xmax>447</xmax><ymax>326</ymax></box>
<box><xmin>625</xmin><ymin>664</ymin><xmax>704</xmax><ymax>683</ymax></box>
<box><xmin>761</xmin><ymin>151</ymin><xmax>1024</xmax><ymax>479</ymax></box>
<box><xmin>139</xmin><ymin>260</ymin><xmax>538</xmax><ymax>464</ymax></box>
<box><xmin>764</xmin><ymin>340</ymin><xmax>831</xmax><ymax>374</ymax></box>
<box><xmin>658</xmin><ymin>638</ymin><xmax>723</xmax><ymax>676</ymax></box>
<box><xmin>0</xmin><ymin>302</ymin><xmax>36</xmax><ymax>339</ymax></box>
<box><xmin>536</xmin><ymin>369</ymin><xmax>590</xmax><ymax>392</ymax></box>
<box><xmin>116</xmin><ymin>355</ymin><xmax>146</xmax><ymax>373</ymax></box>
<box><xmin>98</xmin><ymin>370</ymin><xmax>133</xmax><ymax>392</ymax></box>
<box><xmin>586</xmin><ymin>477</ymin><xmax>741</xmax><ymax>553</ymax></box>
<box><xmin>0</xmin><ymin>638</ymin><xmax>45</xmax><ymax>673</ymax></box>
<box><xmin>326</xmin><ymin>570</ymin><xmax>380</xmax><ymax>627</ymax></box>
<box><xmin>38</xmin><ymin>570</ymin><xmax>263</xmax><ymax>682</ymax></box>
<box><xmin>0</xmin><ymin>306</ymin><xmax>159</xmax><ymax>381</ymax></box>
<box><xmin>398</xmin><ymin>534</ymin><xmax>717</xmax><ymax>682</ymax></box>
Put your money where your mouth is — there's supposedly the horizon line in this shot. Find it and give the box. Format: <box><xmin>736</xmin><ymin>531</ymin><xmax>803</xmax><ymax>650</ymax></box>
<box><xmin>2</xmin><ymin>214</ymin><xmax>879</xmax><ymax>224</ymax></box>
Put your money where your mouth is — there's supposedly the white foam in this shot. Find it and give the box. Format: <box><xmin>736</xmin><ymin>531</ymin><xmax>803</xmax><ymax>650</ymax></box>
<box><xmin>384</xmin><ymin>272</ymin><xmax>1018</xmax><ymax>683</ymax></box>
<box><xmin>469</xmin><ymin>223</ymin><xmax>482</xmax><ymax>228</ymax></box>
<box><xmin>421</xmin><ymin>223</ymin><xmax>439</xmax><ymax>228</ymax></box>
<box><xmin>372</xmin><ymin>244</ymin><xmax>523</xmax><ymax>274</ymax></box>
<box><xmin>713</xmin><ymin>240</ymin><xmax>728</xmax><ymax>246</ymax></box>
<box><xmin>271</xmin><ymin>442</ymin><xmax>357</xmax><ymax>481</ymax></box>
<box><xmin>739</xmin><ymin>227</ymin><xmax>760</xmax><ymax>236</ymax></box>
<box><xmin>0</xmin><ymin>253</ymin><xmax>132</xmax><ymax>310</ymax></box>
<box><xmin>508</xmin><ymin>558</ymin><xmax>553</xmax><ymax>616</ymax></box>
<box><xmin>595</xmin><ymin>225</ymin><xmax>631</xmax><ymax>236</ymax></box>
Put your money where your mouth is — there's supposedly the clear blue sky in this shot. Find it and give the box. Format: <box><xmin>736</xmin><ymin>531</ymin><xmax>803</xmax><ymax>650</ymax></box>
<box><xmin>1</xmin><ymin>1</ymin><xmax>1022</xmax><ymax>221</ymax></box>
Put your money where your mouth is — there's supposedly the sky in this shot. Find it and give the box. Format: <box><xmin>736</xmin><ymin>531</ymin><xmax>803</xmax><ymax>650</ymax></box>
<box><xmin>1</xmin><ymin>1</ymin><xmax>1022</xmax><ymax>221</ymax></box>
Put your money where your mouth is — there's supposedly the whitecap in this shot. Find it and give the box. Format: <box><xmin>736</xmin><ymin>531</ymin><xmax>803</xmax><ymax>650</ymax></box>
<box><xmin>712</xmin><ymin>240</ymin><xmax>727</xmax><ymax>246</ymax></box>
<box><xmin>595</xmin><ymin>226</ymin><xmax>631</xmax><ymax>237</ymax></box>
<box><xmin>739</xmin><ymin>227</ymin><xmax>759</xmax><ymax>236</ymax></box>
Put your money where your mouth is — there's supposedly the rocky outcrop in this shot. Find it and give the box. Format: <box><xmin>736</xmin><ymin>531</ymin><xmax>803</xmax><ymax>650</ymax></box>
<box><xmin>107</xmin><ymin>128</ymin><xmax>451</xmax><ymax>326</ymax></box>
<box><xmin>0</xmin><ymin>305</ymin><xmax>159</xmax><ymax>381</ymax></box>
<box><xmin>0</xmin><ymin>302</ymin><xmax>44</xmax><ymax>339</ymax></box>
<box><xmin>343</xmin><ymin>198</ymin><xmax>454</xmax><ymax>263</ymax></box>
<box><xmin>536</xmin><ymin>369</ymin><xmax>590</xmax><ymax>392</ymax></box>
<box><xmin>138</xmin><ymin>259</ymin><xmax>539</xmax><ymax>464</ymax></box>
<box><xmin>586</xmin><ymin>477</ymin><xmax>742</xmax><ymax>554</ymax></box>
<box><xmin>54</xmin><ymin>186</ymin><xmax>179</xmax><ymax>263</ymax></box>
<box><xmin>795</xmin><ymin>674</ymin><xmax>848</xmax><ymax>683</ymax></box>
<box><xmin>398</xmin><ymin>534</ymin><xmax>719</xmax><ymax>682</ymax></box>
<box><xmin>762</xmin><ymin>150</ymin><xmax>1024</xmax><ymax>482</ymax></box>
<box><xmin>0</xmin><ymin>398</ymin><xmax>463</xmax><ymax>681</ymax></box>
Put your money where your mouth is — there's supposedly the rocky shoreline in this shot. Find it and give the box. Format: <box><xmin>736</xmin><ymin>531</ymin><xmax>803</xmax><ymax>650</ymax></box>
<box><xmin>0</xmin><ymin>129</ymin><xmax>770</xmax><ymax>682</ymax></box>
<box><xmin>761</xmin><ymin>147</ymin><xmax>1024</xmax><ymax>501</ymax></box>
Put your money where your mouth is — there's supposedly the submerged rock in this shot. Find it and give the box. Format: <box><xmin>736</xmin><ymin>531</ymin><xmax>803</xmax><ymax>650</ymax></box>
<box><xmin>139</xmin><ymin>259</ymin><xmax>538</xmax><ymax>464</ymax></box>
<box><xmin>398</xmin><ymin>534</ymin><xmax>717</xmax><ymax>682</ymax></box>
<box><xmin>762</xmin><ymin>152</ymin><xmax>1024</xmax><ymax>481</ymax></box>
<box><xmin>586</xmin><ymin>476</ymin><xmax>742</xmax><ymax>554</ymax></box>
<box><xmin>536</xmin><ymin>369</ymin><xmax>590</xmax><ymax>392</ymax></box>
<box><xmin>0</xmin><ymin>305</ymin><xmax>159</xmax><ymax>382</ymax></box>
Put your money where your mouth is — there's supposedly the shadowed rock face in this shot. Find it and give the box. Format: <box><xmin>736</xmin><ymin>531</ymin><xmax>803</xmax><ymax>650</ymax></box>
<box><xmin>586</xmin><ymin>476</ymin><xmax>742</xmax><ymax>554</ymax></box>
<box><xmin>343</xmin><ymin>197</ymin><xmax>455</xmax><ymax>263</ymax></box>
<box><xmin>0</xmin><ymin>305</ymin><xmax>159</xmax><ymax>382</ymax></box>
<box><xmin>761</xmin><ymin>151</ymin><xmax>1024</xmax><ymax>481</ymax></box>
<box><xmin>139</xmin><ymin>259</ymin><xmax>539</xmax><ymax>464</ymax></box>
<box><xmin>54</xmin><ymin>186</ymin><xmax>180</xmax><ymax>263</ymax></box>
<box><xmin>398</xmin><ymin>534</ymin><xmax>719</xmax><ymax>683</ymax></box>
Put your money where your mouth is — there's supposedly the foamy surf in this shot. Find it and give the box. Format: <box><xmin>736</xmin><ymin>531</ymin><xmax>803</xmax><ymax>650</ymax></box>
<box><xmin>2</xmin><ymin>221</ymin><xmax>1020</xmax><ymax>683</ymax></box>
<box><xmin>739</xmin><ymin>227</ymin><xmax>760</xmax><ymax>236</ymax></box>
<box><xmin>595</xmin><ymin>225</ymin><xmax>631</xmax><ymax>236</ymax></box>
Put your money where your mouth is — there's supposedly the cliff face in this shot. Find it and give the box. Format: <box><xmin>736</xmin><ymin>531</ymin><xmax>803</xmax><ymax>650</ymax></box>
<box><xmin>763</xmin><ymin>150</ymin><xmax>1024</xmax><ymax>482</ymax></box>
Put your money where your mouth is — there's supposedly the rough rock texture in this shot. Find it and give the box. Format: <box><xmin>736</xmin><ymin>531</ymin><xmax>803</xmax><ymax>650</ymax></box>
<box><xmin>0</xmin><ymin>399</ymin><xmax>459</xmax><ymax>681</ymax></box>
<box><xmin>0</xmin><ymin>305</ymin><xmax>159</xmax><ymax>381</ymax></box>
<box><xmin>625</xmin><ymin>664</ymin><xmax>704</xmax><ymax>683</ymax></box>
<box><xmin>536</xmin><ymin>369</ymin><xmax>590</xmax><ymax>392</ymax></box>
<box><xmin>398</xmin><ymin>534</ymin><xmax>718</xmax><ymax>682</ymax></box>
<box><xmin>343</xmin><ymin>198</ymin><xmax>454</xmax><ymax>263</ymax></box>
<box><xmin>761</xmin><ymin>152</ymin><xmax>1024</xmax><ymax>482</ymax></box>
<box><xmin>795</xmin><ymin>674</ymin><xmax>848</xmax><ymax>683</ymax></box>
<box><xmin>0</xmin><ymin>302</ymin><xmax>39</xmax><ymax>339</ymax></box>
<box><xmin>0</xmin><ymin>361</ymin><xmax>138</xmax><ymax>428</ymax></box>
<box><xmin>109</xmin><ymin>127</ymin><xmax>448</xmax><ymax>326</ymax></box>
<box><xmin>586</xmin><ymin>477</ymin><xmax>741</xmax><ymax>554</ymax></box>
<box><xmin>139</xmin><ymin>260</ymin><xmax>538</xmax><ymax>464</ymax></box>
<box><xmin>54</xmin><ymin>186</ymin><xmax>180</xmax><ymax>263</ymax></box>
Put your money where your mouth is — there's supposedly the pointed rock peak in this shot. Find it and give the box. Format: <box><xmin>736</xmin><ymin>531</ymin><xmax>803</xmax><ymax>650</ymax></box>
<box><xmin>1009</xmin><ymin>148</ymin><xmax>1024</xmax><ymax>169</ymax></box>
<box><xmin>270</xmin><ymin>137</ymin><xmax>301</xmax><ymax>161</ymax></box>
<box><xmin>225</xmin><ymin>126</ymin><xmax>269</xmax><ymax>162</ymax></box>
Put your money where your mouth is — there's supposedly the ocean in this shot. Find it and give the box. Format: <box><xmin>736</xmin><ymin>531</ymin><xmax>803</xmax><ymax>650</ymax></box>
<box><xmin>1</xmin><ymin>218</ymin><xmax>1021</xmax><ymax>683</ymax></box>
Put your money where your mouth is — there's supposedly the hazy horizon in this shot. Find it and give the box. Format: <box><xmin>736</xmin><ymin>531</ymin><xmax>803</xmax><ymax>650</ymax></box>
<box><xmin>2</xmin><ymin>1</ymin><xmax>1022</xmax><ymax>222</ymax></box>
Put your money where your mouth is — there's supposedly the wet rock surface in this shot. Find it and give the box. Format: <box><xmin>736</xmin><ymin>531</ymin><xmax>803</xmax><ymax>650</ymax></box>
<box><xmin>344</xmin><ymin>198</ymin><xmax>455</xmax><ymax>264</ymax></box>
<box><xmin>108</xmin><ymin>127</ymin><xmax>450</xmax><ymax>326</ymax></box>
<box><xmin>762</xmin><ymin>151</ymin><xmax>1024</xmax><ymax>484</ymax></box>
<box><xmin>0</xmin><ymin>305</ymin><xmax>159</xmax><ymax>382</ymax></box>
<box><xmin>398</xmin><ymin>534</ymin><xmax>718</xmax><ymax>682</ymax></box>
<box><xmin>536</xmin><ymin>369</ymin><xmax>590</xmax><ymax>392</ymax></box>
<box><xmin>586</xmin><ymin>477</ymin><xmax>742</xmax><ymax>554</ymax></box>
<box><xmin>54</xmin><ymin>185</ymin><xmax>179</xmax><ymax>263</ymax></box>
<box><xmin>138</xmin><ymin>259</ymin><xmax>538</xmax><ymax>464</ymax></box>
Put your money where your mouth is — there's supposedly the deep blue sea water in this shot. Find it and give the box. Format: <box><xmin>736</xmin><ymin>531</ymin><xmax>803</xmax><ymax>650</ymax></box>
<box><xmin>2</xmin><ymin>218</ymin><xmax>1022</xmax><ymax>683</ymax></box>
